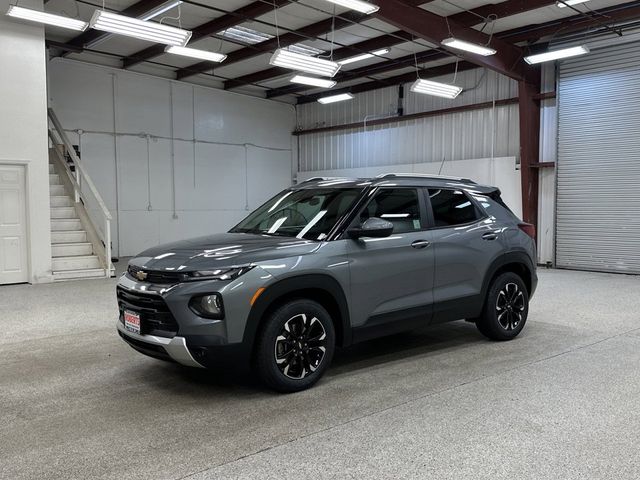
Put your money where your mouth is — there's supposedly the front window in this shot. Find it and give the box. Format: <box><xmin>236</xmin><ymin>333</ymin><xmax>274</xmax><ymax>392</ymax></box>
<box><xmin>231</xmin><ymin>188</ymin><xmax>362</xmax><ymax>240</ymax></box>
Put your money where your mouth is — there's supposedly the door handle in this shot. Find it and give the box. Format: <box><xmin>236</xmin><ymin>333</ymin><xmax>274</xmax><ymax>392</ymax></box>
<box><xmin>482</xmin><ymin>232</ymin><xmax>498</xmax><ymax>241</ymax></box>
<box><xmin>411</xmin><ymin>240</ymin><xmax>430</xmax><ymax>249</ymax></box>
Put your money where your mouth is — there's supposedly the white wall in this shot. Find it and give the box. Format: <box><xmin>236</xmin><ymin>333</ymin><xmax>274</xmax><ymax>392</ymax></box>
<box><xmin>297</xmin><ymin>157</ymin><xmax>522</xmax><ymax>219</ymax></box>
<box><xmin>0</xmin><ymin>0</ymin><xmax>52</xmax><ymax>283</ymax></box>
<box><xmin>48</xmin><ymin>59</ymin><xmax>296</xmax><ymax>257</ymax></box>
<box><xmin>296</xmin><ymin>68</ymin><xmax>520</xmax><ymax>172</ymax></box>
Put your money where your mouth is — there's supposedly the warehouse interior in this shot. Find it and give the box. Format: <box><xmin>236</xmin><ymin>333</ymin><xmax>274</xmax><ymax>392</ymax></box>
<box><xmin>1</xmin><ymin>0</ymin><xmax>640</xmax><ymax>478</ymax></box>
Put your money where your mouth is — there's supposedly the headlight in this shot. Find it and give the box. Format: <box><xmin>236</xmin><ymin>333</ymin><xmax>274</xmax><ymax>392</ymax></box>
<box><xmin>189</xmin><ymin>293</ymin><xmax>224</xmax><ymax>319</ymax></box>
<box><xmin>185</xmin><ymin>266</ymin><xmax>254</xmax><ymax>281</ymax></box>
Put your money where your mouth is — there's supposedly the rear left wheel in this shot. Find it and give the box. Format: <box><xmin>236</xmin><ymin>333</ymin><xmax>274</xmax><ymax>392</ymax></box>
<box><xmin>476</xmin><ymin>272</ymin><xmax>529</xmax><ymax>341</ymax></box>
<box><xmin>254</xmin><ymin>299</ymin><xmax>335</xmax><ymax>393</ymax></box>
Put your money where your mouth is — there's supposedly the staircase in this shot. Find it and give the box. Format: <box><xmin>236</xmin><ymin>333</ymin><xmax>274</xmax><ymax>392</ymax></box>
<box><xmin>49</xmin><ymin>162</ymin><xmax>108</xmax><ymax>281</ymax></box>
<box><xmin>47</xmin><ymin>108</ymin><xmax>114</xmax><ymax>282</ymax></box>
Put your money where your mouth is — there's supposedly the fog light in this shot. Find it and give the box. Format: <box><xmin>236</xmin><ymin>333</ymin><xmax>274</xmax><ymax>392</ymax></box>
<box><xmin>190</xmin><ymin>293</ymin><xmax>224</xmax><ymax>319</ymax></box>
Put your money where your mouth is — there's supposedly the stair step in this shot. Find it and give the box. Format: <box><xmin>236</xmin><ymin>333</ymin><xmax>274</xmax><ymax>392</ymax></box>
<box><xmin>49</xmin><ymin>164</ymin><xmax>55</xmax><ymax>174</ymax></box>
<box><xmin>51</xmin><ymin>219</ymin><xmax>82</xmax><ymax>231</ymax></box>
<box><xmin>50</xmin><ymin>206</ymin><xmax>78</xmax><ymax>219</ymax></box>
<box><xmin>51</xmin><ymin>230</ymin><xmax>87</xmax><ymax>243</ymax></box>
<box><xmin>52</xmin><ymin>242</ymin><xmax>93</xmax><ymax>257</ymax></box>
<box><xmin>50</xmin><ymin>185</ymin><xmax>66</xmax><ymax>196</ymax></box>
<box><xmin>50</xmin><ymin>196</ymin><xmax>74</xmax><ymax>207</ymax></box>
<box><xmin>49</xmin><ymin>174</ymin><xmax>61</xmax><ymax>185</ymax></box>
<box><xmin>52</xmin><ymin>255</ymin><xmax>101</xmax><ymax>271</ymax></box>
<box><xmin>52</xmin><ymin>268</ymin><xmax>107</xmax><ymax>282</ymax></box>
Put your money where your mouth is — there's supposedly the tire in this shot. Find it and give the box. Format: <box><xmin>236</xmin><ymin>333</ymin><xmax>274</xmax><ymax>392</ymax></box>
<box><xmin>476</xmin><ymin>272</ymin><xmax>529</xmax><ymax>341</ymax></box>
<box><xmin>254</xmin><ymin>299</ymin><xmax>335</xmax><ymax>393</ymax></box>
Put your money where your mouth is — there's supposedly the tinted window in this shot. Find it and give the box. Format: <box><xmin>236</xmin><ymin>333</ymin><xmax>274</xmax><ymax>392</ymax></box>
<box><xmin>428</xmin><ymin>189</ymin><xmax>480</xmax><ymax>227</ymax></box>
<box><xmin>232</xmin><ymin>188</ymin><xmax>362</xmax><ymax>240</ymax></box>
<box><xmin>474</xmin><ymin>194</ymin><xmax>518</xmax><ymax>221</ymax></box>
<box><xmin>360</xmin><ymin>188</ymin><xmax>423</xmax><ymax>233</ymax></box>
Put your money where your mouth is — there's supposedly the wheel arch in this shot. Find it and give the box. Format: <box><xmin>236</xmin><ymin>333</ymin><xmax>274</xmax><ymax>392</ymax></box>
<box><xmin>243</xmin><ymin>274</ymin><xmax>352</xmax><ymax>357</ymax></box>
<box><xmin>482</xmin><ymin>252</ymin><xmax>535</xmax><ymax>300</ymax></box>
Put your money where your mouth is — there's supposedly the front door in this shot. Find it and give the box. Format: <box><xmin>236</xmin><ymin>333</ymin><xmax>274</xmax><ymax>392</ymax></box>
<box><xmin>347</xmin><ymin>187</ymin><xmax>434</xmax><ymax>340</ymax></box>
<box><xmin>0</xmin><ymin>165</ymin><xmax>28</xmax><ymax>284</ymax></box>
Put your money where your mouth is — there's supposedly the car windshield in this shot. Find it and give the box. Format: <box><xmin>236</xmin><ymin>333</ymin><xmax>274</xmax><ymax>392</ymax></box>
<box><xmin>231</xmin><ymin>188</ymin><xmax>362</xmax><ymax>240</ymax></box>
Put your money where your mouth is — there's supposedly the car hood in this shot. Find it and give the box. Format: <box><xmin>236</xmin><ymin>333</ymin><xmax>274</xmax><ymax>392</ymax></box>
<box><xmin>130</xmin><ymin>233</ymin><xmax>320</xmax><ymax>271</ymax></box>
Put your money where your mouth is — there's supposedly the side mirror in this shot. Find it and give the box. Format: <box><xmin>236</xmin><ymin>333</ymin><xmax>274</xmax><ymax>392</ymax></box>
<box><xmin>348</xmin><ymin>217</ymin><xmax>394</xmax><ymax>239</ymax></box>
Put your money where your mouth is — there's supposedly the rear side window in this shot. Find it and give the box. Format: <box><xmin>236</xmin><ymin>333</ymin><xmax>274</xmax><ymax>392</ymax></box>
<box><xmin>360</xmin><ymin>188</ymin><xmax>423</xmax><ymax>233</ymax></box>
<box><xmin>474</xmin><ymin>194</ymin><xmax>519</xmax><ymax>221</ymax></box>
<box><xmin>428</xmin><ymin>189</ymin><xmax>480</xmax><ymax>227</ymax></box>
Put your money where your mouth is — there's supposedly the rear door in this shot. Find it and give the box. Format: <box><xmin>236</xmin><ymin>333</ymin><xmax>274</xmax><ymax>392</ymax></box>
<box><xmin>425</xmin><ymin>187</ymin><xmax>507</xmax><ymax>322</ymax></box>
<box><xmin>347</xmin><ymin>187</ymin><xmax>435</xmax><ymax>338</ymax></box>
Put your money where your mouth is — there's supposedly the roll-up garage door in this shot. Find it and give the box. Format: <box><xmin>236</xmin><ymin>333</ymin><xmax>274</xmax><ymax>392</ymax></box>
<box><xmin>557</xmin><ymin>42</ymin><xmax>640</xmax><ymax>274</ymax></box>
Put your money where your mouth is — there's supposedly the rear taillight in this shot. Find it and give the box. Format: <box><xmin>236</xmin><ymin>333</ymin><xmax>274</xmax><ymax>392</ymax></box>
<box><xmin>518</xmin><ymin>223</ymin><xmax>536</xmax><ymax>239</ymax></box>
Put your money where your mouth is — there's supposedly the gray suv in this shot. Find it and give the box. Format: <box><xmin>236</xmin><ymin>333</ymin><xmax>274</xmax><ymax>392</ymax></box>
<box><xmin>116</xmin><ymin>174</ymin><xmax>537</xmax><ymax>392</ymax></box>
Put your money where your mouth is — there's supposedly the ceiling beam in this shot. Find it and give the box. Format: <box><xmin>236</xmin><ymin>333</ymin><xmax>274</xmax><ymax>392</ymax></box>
<box><xmin>64</xmin><ymin>0</ymin><xmax>170</xmax><ymax>49</ymax></box>
<box><xmin>123</xmin><ymin>0</ymin><xmax>291</xmax><ymax>68</ymax></box>
<box><xmin>175</xmin><ymin>11</ymin><xmax>366</xmax><ymax>80</ymax></box>
<box><xmin>234</xmin><ymin>0</ymin><xmax>557</xmax><ymax>93</ymax></box>
<box><xmin>371</xmin><ymin>0</ymin><xmax>530</xmax><ymax>81</ymax></box>
<box><xmin>501</xmin><ymin>0</ymin><xmax>640</xmax><ymax>44</ymax></box>
<box><xmin>282</xmin><ymin>0</ymin><xmax>640</xmax><ymax>101</ymax></box>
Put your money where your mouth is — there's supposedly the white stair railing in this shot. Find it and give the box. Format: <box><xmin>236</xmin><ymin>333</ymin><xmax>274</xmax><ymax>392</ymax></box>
<box><xmin>47</xmin><ymin>108</ymin><xmax>113</xmax><ymax>278</ymax></box>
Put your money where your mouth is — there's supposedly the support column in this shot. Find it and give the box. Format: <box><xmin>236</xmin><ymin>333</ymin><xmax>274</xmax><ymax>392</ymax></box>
<box><xmin>518</xmin><ymin>76</ymin><xmax>542</xmax><ymax>230</ymax></box>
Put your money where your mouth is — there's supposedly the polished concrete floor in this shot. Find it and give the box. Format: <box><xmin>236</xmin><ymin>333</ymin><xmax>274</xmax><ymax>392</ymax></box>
<box><xmin>1</xmin><ymin>266</ymin><xmax>639</xmax><ymax>479</ymax></box>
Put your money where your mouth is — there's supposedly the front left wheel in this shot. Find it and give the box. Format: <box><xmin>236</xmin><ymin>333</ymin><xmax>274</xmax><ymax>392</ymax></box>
<box><xmin>254</xmin><ymin>299</ymin><xmax>335</xmax><ymax>393</ymax></box>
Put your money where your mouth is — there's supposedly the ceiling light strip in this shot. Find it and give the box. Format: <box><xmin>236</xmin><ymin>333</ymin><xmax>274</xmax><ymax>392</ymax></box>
<box><xmin>89</xmin><ymin>10</ymin><xmax>191</xmax><ymax>47</ymax></box>
<box><xmin>291</xmin><ymin>75</ymin><xmax>337</xmax><ymax>88</ymax></box>
<box><xmin>524</xmin><ymin>45</ymin><xmax>590</xmax><ymax>64</ymax></box>
<box><xmin>270</xmin><ymin>49</ymin><xmax>341</xmax><ymax>77</ymax></box>
<box><xmin>318</xmin><ymin>93</ymin><xmax>354</xmax><ymax>104</ymax></box>
<box><xmin>6</xmin><ymin>5</ymin><xmax>88</xmax><ymax>31</ymax></box>
<box><xmin>441</xmin><ymin>37</ymin><xmax>496</xmax><ymax>56</ymax></box>
<box><xmin>410</xmin><ymin>79</ymin><xmax>462</xmax><ymax>99</ymax></box>
<box><xmin>165</xmin><ymin>46</ymin><xmax>226</xmax><ymax>62</ymax></box>
<box><xmin>339</xmin><ymin>48</ymin><xmax>390</xmax><ymax>65</ymax></box>
<box><xmin>323</xmin><ymin>0</ymin><xmax>379</xmax><ymax>15</ymax></box>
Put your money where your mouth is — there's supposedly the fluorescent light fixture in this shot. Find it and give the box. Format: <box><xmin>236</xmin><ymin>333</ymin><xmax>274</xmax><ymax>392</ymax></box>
<box><xmin>288</xmin><ymin>44</ymin><xmax>325</xmax><ymax>56</ymax></box>
<box><xmin>410</xmin><ymin>79</ymin><xmax>462</xmax><ymax>99</ymax></box>
<box><xmin>339</xmin><ymin>48</ymin><xmax>389</xmax><ymax>65</ymax></box>
<box><xmin>290</xmin><ymin>75</ymin><xmax>337</xmax><ymax>88</ymax></box>
<box><xmin>165</xmin><ymin>46</ymin><xmax>226</xmax><ymax>63</ymax></box>
<box><xmin>89</xmin><ymin>10</ymin><xmax>192</xmax><ymax>47</ymax></box>
<box><xmin>557</xmin><ymin>0</ymin><xmax>590</xmax><ymax>7</ymax></box>
<box><xmin>441</xmin><ymin>37</ymin><xmax>496</xmax><ymax>56</ymax></box>
<box><xmin>324</xmin><ymin>0</ymin><xmax>379</xmax><ymax>14</ymax></box>
<box><xmin>140</xmin><ymin>0</ymin><xmax>183</xmax><ymax>21</ymax></box>
<box><xmin>219</xmin><ymin>25</ymin><xmax>273</xmax><ymax>44</ymax></box>
<box><xmin>317</xmin><ymin>93</ymin><xmax>354</xmax><ymax>104</ymax></box>
<box><xmin>6</xmin><ymin>5</ymin><xmax>88</xmax><ymax>31</ymax></box>
<box><xmin>524</xmin><ymin>45</ymin><xmax>590</xmax><ymax>64</ymax></box>
<box><xmin>270</xmin><ymin>48</ymin><xmax>341</xmax><ymax>77</ymax></box>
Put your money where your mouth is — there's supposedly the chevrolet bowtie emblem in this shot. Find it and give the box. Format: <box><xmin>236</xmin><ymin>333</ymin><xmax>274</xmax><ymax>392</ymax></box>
<box><xmin>136</xmin><ymin>270</ymin><xmax>148</xmax><ymax>281</ymax></box>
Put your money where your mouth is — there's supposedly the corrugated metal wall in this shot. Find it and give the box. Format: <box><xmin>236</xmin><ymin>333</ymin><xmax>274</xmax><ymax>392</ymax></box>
<box><xmin>296</xmin><ymin>68</ymin><xmax>520</xmax><ymax>172</ymax></box>
<box><xmin>557</xmin><ymin>42</ymin><xmax>640</xmax><ymax>274</ymax></box>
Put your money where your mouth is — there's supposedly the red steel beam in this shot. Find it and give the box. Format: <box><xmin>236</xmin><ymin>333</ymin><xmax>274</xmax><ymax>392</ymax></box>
<box><xmin>176</xmin><ymin>11</ymin><xmax>366</xmax><ymax>80</ymax></box>
<box><xmin>371</xmin><ymin>0</ymin><xmax>531</xmax><ymax>81</ymax></box>
<box><xmin>122</xmin><ymin>0</ymin><xmax>291</xmax><ymax>68</ymax></box>
<box><xmin>518</xmin><ymin>76</ymin><xmax>542</xmax><ymax>230</ymax></box>
<box><xmin>231</xmin><ymin>0</ymin><xmax>557</xmax><ymax>92</ymax></box>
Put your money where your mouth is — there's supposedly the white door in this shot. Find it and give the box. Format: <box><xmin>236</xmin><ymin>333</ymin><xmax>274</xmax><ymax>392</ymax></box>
<box><xmin>0</xmin><ymin>165</ymin><xmax>28</xmax><ymax>284</ymax></box>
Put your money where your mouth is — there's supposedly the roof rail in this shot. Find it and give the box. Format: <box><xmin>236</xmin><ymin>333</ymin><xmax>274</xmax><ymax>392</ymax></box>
<box><xmin>298</xmin><ymin>176</ymin><xmax>347</xmax><ymax>183</ymax></box>
<box><xmin>376</xmin><ymin>173</ymin><xmax>476</xmax><ymax>184</ymax></box>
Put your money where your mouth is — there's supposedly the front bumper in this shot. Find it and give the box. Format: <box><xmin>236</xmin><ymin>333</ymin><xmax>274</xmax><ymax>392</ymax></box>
<box><xmin>117</xmin><ymin>321</ymin><xmax>205</xmax><ymax>368</ymax></box>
